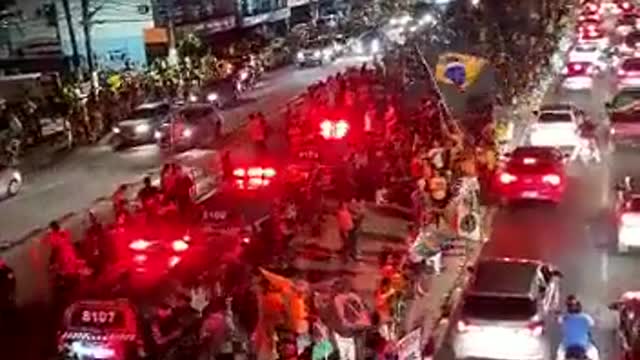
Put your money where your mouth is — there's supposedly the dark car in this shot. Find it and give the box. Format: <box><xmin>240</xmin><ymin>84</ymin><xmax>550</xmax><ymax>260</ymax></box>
<box><xmin>193</xmin><ymin>77</ymin><xmax>239</xmax><ymax>109</ymax></box>
<box><xmin>198</xmin><ymin>188</ymin><xmax>275</xmax><ymax>266</ymax></box>
<box><xmin>156</xmin><ymin>103</ymin><xmax>224</xmax><ymax>152</ymax></box>
<box><xmin>606</xmin><ymin>87</ymin><xmax>640</xmax><ymax>149</ymax></box>
<box><xmin>296</xmin><ymin>37</ymin><xmax>340</xmax><ymax>67</ymax></box>
<box><xmin>112</xmin><ymin>102</ymin><xmax>170</xmax><ymax>149</ymax></box>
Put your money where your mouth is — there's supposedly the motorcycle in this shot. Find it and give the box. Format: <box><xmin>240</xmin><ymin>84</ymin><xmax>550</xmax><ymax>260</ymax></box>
<box><xmin>556</xmin><ymin>343</ymin><xmax>600</xmax><ymax>360</ymax></box>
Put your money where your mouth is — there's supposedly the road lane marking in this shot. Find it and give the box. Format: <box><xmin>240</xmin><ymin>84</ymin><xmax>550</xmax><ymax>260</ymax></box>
<box><xmin>601</xmin><ymin>251</ymin><xmax>609</xmax><ymax>282</ymax></box>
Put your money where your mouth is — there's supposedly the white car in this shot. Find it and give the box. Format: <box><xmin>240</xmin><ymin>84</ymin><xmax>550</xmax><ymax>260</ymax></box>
<box><xmin>616</xmin><ymin>194</ymin><xmax>640</xmax><ymax>252</ymax></box>
<box><xmin>453</xmin><ymin>258</ymin><xmax>561</xmax><ymax>360</ymax></box>
<box><xmin>567</xmin><ymin>44</ymin><xmax>607</xmax><ymax>70</ymax></box>
<box><xmin>561</xmin><ymin>62</ymin><xmax>596</xmax><ymax>90</ymax></box>
<box><xmin>529</xmin><ymin>104</ymin><xmax>583</xmax><ymax>150</ymax></box>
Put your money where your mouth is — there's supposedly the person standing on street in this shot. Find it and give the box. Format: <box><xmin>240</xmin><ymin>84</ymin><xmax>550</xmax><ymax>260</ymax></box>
<box><xmin>337</xmin><ymin>201</ymin><xmax>357</xmax><ymax>262</ymax></box>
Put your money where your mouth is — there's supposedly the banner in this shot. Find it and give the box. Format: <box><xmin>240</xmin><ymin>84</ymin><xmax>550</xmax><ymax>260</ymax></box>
<box><xmin>435</xmin><ymin>52</ymin><xmax>487</xmax><ymax>89</ymax></box>
<box><xmin>397</xmin><ymin>329</ymin><xmax>422</xmax><ymax>360</ymax></box>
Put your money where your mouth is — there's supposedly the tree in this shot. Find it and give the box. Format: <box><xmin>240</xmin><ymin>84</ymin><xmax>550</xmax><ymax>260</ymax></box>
<box><xmin>178</xmin><ymin>33</ymin><xmax>205</xmax><ymax>59</ymax></box>
<box><xmin>61</xmin><ymin>0</ymin><xmax>81</xmax><ymax>77</ymax></box>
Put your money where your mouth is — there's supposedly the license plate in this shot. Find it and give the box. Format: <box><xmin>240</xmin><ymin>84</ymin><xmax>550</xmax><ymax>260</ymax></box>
<box><xmin>522</xmin><ymin>191</ymin><xmax>538</xmax><ymax>198</ymax></box>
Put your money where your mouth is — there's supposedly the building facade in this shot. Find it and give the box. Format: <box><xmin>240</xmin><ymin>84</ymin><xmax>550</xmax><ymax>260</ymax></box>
<box><xmin>54</xmin><ymin>0</ymin><xmax>155</xmax><ymax>71</ymax></box>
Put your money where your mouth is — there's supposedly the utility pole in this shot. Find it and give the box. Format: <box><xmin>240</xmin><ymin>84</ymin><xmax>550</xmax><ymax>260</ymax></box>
<box><xmin>61</xmin><ymin>0</ymin><xmax>81</xmax><ymax>78</ymax></box>
<box><xmin>81</xmin><ymin>0</ymin><xmax>95</xmax><ymax>90</ymax></box>
<box><xmin>164</xmin><ymin>0</ymin><xmax>177</xmax><ymax>65</ymax></box>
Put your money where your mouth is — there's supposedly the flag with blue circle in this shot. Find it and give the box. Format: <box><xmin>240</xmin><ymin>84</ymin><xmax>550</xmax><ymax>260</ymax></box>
<box><xmin>435</xmin><ymin>52</ymin><xmax>487</xmax><ymax>90</ymax></box>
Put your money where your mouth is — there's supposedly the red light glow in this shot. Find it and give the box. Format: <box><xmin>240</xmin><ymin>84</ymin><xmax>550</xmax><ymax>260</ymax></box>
<box><xmin>320</xmin><ymin>119</ymin><xmax>350</xmax><ymax>139</ymax></box>
<box><xmin>542</xmin><ymin>174</ymin><xmax>561</xmax><ymax>186</ymax></box>
<box><xmin>130</xmin><ymin>239</ymin><xmax>151</xmax><ymax>251</ymax></box>
<box><xmin>320</xmin><ymin>120</ymin><xmax>333</xmax><ymax>139</ymax></box>
<box><xmin>619</xmin><ymin>69</ymin><xmax>628</xmax><ymax>76</ymax></box>
<box><xmin>233</xmin><ymin>168</ymin><xmax>245</xmax><ymax>177</ymax></box>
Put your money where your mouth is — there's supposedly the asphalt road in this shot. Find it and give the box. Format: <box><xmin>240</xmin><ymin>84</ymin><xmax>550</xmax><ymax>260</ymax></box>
<box><xmin>434</xmin><ymin>32</ymin><xmax>638</xmax><ymax>360</ymax></box>
<box><xmin>0</xmin><ymin>59</ymin><xmax>366</xmax><ymax>246</ymax></box>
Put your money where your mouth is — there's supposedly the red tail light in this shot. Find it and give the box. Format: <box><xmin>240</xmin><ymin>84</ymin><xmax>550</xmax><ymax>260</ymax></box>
<box><xmin>542</xmin><ymin>174</ymin><xmax>561</xmax><ymax>186</ymax></box>
<box><xmin>320</xmin><ymin>119</ymin><xmax>350</xmax><ymax>139</ymax></box>
<box><xmin>320</xmin><ymin>120</ymin><xmax>333</xmax><ymax>139</ymax></box>
<box><xmin>130</xmin><ymin>239</ymin><xmax>151</xmax><ymax>251</ymax></box>
<box><xmin>172</xmin><ymin>239</ymin><xmax>189</xmax><ymax>252</ymax></box>
<box><xmin>233</xmin><ymin>168</ymin><xmax>245</xmax><ymax>177</ymax></box>
<box><xmin>622</xmin><ymin>2</ymin><xmax>631</xmax><ymax>9</ymax></box>
<box><xmin>499</xmin><ymin>173</ymin><xmax>517</xmax><ymax>184</ymax></box>
<box><xmin>527</xmin><ymin>320</ymin><xmax>544</xmax><ymax>336</ymax></box>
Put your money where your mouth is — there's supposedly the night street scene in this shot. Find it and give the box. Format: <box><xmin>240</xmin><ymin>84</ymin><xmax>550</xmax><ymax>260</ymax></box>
<box><xmin>2</xmin><ymin>0</ymin><xmax>640</xmax><ymax>359</ymax></box>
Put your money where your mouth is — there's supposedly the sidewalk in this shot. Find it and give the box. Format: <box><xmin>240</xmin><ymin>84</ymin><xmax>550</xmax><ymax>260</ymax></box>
<box><xmin>288</xmin><ymin>202</ymin><xmax>482</xmax><ymax>345</ymax></box>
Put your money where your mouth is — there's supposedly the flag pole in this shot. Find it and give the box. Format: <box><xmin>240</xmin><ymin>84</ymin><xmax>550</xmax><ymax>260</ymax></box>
<box><xmin>411</xmin><ymin>43</ymin><xmax>454</xmax><ymax>120</ymax></box>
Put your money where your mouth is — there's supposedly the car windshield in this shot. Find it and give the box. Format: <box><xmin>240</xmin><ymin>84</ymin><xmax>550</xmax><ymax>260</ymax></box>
<box><xmin>179</xmin><ymin>107</ymin><xmax>213</xmax><ymax>123</ymax></box>
<box><xmin>129</xmin><ymin>105</ymin><xmax>167</xmax><ymax>119</ymax></box>
<box><xmin>623</xmin><ymin>59</ymin><xmax>640</xmax><ymax>71</ymax></box>
<box><xmin>538</xmin><ymin>112</ymin><xmax>573</xmax><ymax>123</ymax></box>
<box><xmin>611</xmin><ymin>90</ymin><xmax>640</xmax><ymax>110</ymax></box>
<box><xmin>307</xmin><ymin>38</ymin><xmax>333</xmax><ymax>48</ymax></box>
<box><xmin>462</xmin><ymin>295</ymin><xmax>537</xmax><ymax>320</ymax></box>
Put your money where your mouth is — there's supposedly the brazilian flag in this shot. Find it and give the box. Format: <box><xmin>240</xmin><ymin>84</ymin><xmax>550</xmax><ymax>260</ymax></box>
<box><xmin>435</xmin><ymin>52</ymin><xmax>487</xmax><ymax>90</ymax></box>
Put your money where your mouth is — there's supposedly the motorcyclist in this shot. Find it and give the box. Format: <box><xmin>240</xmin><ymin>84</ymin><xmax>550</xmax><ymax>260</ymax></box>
<box><xmin>571</xmin><ymin>119</ymin><xmax>601</xmax><ymax>163</ymax></box>
<box><xmin>558</xmin><ymin>295</ymin><xmax>599</xmax><ymax>360</ymax></box>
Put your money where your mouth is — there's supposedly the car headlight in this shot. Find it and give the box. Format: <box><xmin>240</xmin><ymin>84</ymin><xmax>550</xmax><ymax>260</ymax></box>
<box><xmin>297</xmin><ymin>52</ymin><xmax>304</xmax><ymax>60</ymax></box>
<box><xmin>112</xmin><ymin>127</ymin><xmax>121</xmax><ymax>134</ymax></box>
<box><xmin>207</xmin><ymin>93</ymin><xmax>219</xmax><ymax>102</ymax></box>
<box><xmin>188</xmin><ymin>94</ymin><xmax>198</xmax><ymax>102</ymax></box>
<box><xmin>154</xmin><ymin>130</ymin><xmax>162</xmax><ymax>140</ymax></box>
<box><xmin>314</xmin><ymin>50</ymin><xmax>321</xmax><ymax>58</ymax></box>
<box><xmin>135</xmin><ymin>124</ymin><xmax>150</xmax><ymax>133</ymax></box>
<box><xmin>182</xmin><ymin>128</ymin><xmax>193</xmax><ymax>138</ymax></box>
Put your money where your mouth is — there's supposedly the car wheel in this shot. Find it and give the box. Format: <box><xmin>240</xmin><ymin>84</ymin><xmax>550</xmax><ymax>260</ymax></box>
<box><xmin>7</xmin><ymin>179</ymin><xmax>20</xmax><ymax>197</ymax></box>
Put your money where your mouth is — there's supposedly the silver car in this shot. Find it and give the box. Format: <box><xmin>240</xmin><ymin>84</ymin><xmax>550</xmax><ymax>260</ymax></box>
<box><xmin>452</xmin><ymin>258</ymin><xmax>562</xmax><ymax>360</ymax></box>
<box><xmin>0</xmin><ymin>165</ymin><xmax>21</xmax><ymax>198</ymax></box>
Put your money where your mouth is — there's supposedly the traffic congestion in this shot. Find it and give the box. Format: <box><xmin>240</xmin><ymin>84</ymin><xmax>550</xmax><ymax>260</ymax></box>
<box><xmin>3</xmin><ymin>0</ymin><xmax>640</xmax><ymax>360</ymax></box>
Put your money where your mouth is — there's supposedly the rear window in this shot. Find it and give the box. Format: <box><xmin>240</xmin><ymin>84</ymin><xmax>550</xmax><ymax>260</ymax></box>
<box><xmin>179</xmin><ymin>107</ymin><xmax>214</xmax><ymax>123</ymax></box>
<box><xmin>623</xmin><ymin>59</ymin><xmax>640</xmax><ymax>71</ymax></box>
<box><xmin>538</xmin><ymin>112</ymin><xmax>572</xmax><ymax>123</ymax></box>
<box><xmin>462</xmin><ymin>295</ymin><xmax>537</xmax><ymax>320</ymax></box>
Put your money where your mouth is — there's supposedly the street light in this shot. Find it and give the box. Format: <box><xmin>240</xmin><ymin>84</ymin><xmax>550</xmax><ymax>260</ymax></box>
<box><xmin>470</xmin><ymin>0</ymin><xmax>481</xmax><ymax>7</ymax></box>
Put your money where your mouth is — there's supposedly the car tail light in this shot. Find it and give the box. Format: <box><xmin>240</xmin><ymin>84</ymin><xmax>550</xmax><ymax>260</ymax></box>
<box><xmin>130</xmin><ymin>239</ymin><xmax>151</xmax><ymax>251</ymax></box>
<box><xmin>588</xmin><ymin>3</ymin><xmax>597</xmax><ymax>12</ymax></box>
<box><xmin>619</xmin><ymin>69</ymin><xmax>628</xmax><ymax>76</ymax></box>
<box><xmin>543</xmin><ymin>174</ymin><xmax>561</xmax><ymax>186</ymax></box>
<box><xmin>622</xmin><ymin>2</ymin><xmax>631</xmax><ymax>9</ymax></box>
<box><xmin>233</xmin><ymin>168</ymin><xmax>245</xmax><ymax>177</ymax></box>
<box><xmin>263</xmin><ymin>167</ymin><xmax>276</xmax><ymax>177</ymax></box>
<box><xmin>457</xmin><ymin>319</ymin><xmax>480</xmax><ymax>333</ymax></box>
<box><xmin>242</xmin><ymin>236</ymin><xmax>251</xmax><ymax>244</ymax></box>
<box><xmin>172</xmin><ymin>239</ymin><xmax>189</xmax><ymax>252</ymax></box>
<box><xmin>527</xmin><ymin>320</ymin><xmax>544</xmax><ymax>336</ymax></box>
<box><xmin>133</xmin><ymin>254</ymin><xmax>147</xmax><ymax>263</ymax></box>
<box><xmin>320</xmin><ymin>119</ymin><xmax>349</xmax><ymax>139</ymax></box>
<box><xmin>334</xmin><ymin>120</ymin><xmax>349</xmax><ymax>139</ymax></box>
<box><xmin>499</xmin><ymin>173</ymin><xmax>517</xmax><ymax>184</ymax></box>
<box><xmin>168</xmin><ymin>256</ymin><xmax>181</xmax><ymax>268</ymax></box>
